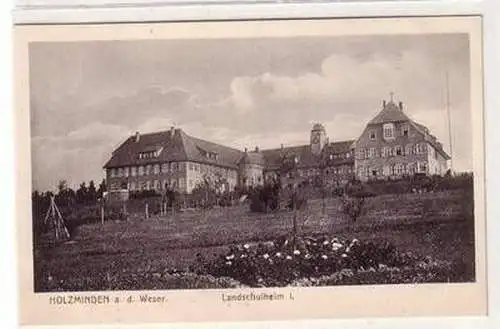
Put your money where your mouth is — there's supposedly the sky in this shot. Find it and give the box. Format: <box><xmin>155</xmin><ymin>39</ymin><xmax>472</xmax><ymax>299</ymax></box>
<box><xmin>29</xmin><ymin>33</ymin><xmax>471</xmax><ymax>192</ymax></box>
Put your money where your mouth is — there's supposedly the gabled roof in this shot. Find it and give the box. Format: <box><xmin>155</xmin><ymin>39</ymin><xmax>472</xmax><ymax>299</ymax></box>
<box><xmin>261</xmin><ymin>140</ymin><xmax>355</xmax><ymax>170</ymax></box>
<box><xmin>366</xmin><ymin>100</ymin><xmax>450</xmax><ymax>160</ymax></box>
<box><xmin>368</xmin><ymin>101</ymin><xmax>408</xmax><ymax>125</ymax></box>
<box><xmin>103</xmin><ymin>129</ymin><xmax>243</xmax><ymax>169</ymax></box>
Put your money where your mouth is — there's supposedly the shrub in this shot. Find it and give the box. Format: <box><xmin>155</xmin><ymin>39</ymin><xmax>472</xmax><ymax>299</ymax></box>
<box><xmin>200</xmin><ymin>235</ymin><xmax>423</xmax><ymax>287</ymax></box>
<box><xmin>249</xmin><ymin>183</ymin><xmax>281</xmax><ymax>213</ymax></box>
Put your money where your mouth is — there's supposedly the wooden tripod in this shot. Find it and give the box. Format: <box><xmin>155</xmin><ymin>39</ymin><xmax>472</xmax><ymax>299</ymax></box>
<box><xmin>43</xmin><ymin>196</ymin><xmax>70</xmax><ymax>241</ymax></box>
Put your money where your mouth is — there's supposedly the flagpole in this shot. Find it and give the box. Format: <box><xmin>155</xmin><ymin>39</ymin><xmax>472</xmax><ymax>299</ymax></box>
<box><xmin>446</xmin><ymin>71</ymin><xmax>454</xmax><ymax>173</ymax></box>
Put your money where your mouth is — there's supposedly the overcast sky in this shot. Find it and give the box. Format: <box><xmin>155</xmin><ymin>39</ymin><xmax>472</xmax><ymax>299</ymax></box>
<box><xmin>30</xmin><ymin>33</ymin><xmax>471</xmax><ymax>191</ymax></box>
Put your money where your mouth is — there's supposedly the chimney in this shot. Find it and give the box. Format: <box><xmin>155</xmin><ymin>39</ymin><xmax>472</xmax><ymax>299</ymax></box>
<box><xmin>399</xmin><ymin>101</ymin><xmax>403</xmax><ymax>110</ymax></box>
<box><xmin>383</xmin><ymin>100</ymin><xmax>387</xmax><ymax>108</ymax></box>
<box><xmin>170</xmin><ymin>126</ymin><xmax>175</xmax><ymax>137</ymax></box>
<box><xmin>255</xmin><ymin>146</ymin><xmax>259</xmax><ymax>152</ymax></box>
<box><xmin>244</xmin><ymin>147</ymin><xmax>248</xmax><ymax>153</ymax></box>
<box><xmin>281</xmin><ymin>143</ymin><xmax>284</xmax><ymax>150</ymax></box>
<box><xmin>134</xmin><ymin>131</ymin><xmax>140</xmax><ymax>142</ymax></box>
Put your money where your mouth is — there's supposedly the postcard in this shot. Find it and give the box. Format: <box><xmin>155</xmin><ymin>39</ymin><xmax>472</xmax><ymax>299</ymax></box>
<box><xmin>14</xmin><ymin>16</ymin><xmax>486</xmax><ymax>326</ymax></box>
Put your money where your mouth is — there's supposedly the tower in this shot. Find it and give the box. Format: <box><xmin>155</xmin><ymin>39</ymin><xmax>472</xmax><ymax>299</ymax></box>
<box><xmin>310</xmin><ymin>123</ymin><xmax>327</xmax><ymax>155</ymax></box>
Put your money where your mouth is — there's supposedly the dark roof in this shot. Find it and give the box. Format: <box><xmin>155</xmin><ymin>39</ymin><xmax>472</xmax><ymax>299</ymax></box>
<box><xmin>312</xmin><ymin>123</ymin><xmax>325</xmax><ymax>131</ymax></box>
<box><xmin>366</xmin><ymin>101</ymin><xmax>450</xmax><ymax>160</ymax></box>
<box><xmin>368</xmin><ymin>101</ymin><xmax>408</xmax><ymax>125</ymax></box>
<box><xmin>104</xmin><ymin>129</ymin><xmax>243</xmax><ymax>169</ymax></box>
<box><xmin>239</xmin><ymin>151</ymin><xmax>266</xmax><ymax>166</ymax></box>
<box><xmin>323</xmin><ymin>140</ymin><xmax>355</xmax><ymax>153</ymax></box>
<box><xmin>262</xmin><ymin>140</ymin><xmax>355</xmax><ymax>170</ymax></box>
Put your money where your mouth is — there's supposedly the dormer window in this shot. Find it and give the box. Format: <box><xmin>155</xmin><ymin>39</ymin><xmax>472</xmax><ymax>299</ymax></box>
<box><xmin>369</xmin><ymin>130</ymin><xmax>376</xmax><ymax>141</ymax></box>
<box><xmin>383</xmin><ymin>123</ymin><xmax>395</xmax><ymax>139</ymax></box>
<box><xmin>138</xmin><ymin>147</ymin><xmax>163</xmax><ymax>160</ymax></box>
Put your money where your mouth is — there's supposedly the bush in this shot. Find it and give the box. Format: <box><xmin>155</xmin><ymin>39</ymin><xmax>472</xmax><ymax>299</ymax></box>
<box><xmin>200</xmin><ymin>235</ymin><xmax>425</xmax><ymax>287</ymax></box>
<box><xmin>249</xmin><ymin>183</ymin><xmax>281</xmax><ymax>213</ymax></box>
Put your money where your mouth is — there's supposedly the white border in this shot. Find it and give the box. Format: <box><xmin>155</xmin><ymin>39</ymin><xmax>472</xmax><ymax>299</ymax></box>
<box><xmin>13</xmin><ymin>1</ymin><xmax>483</xmax><ymax>25</ymax></box>
<box><xmin>5</xmin><ymin>0</ymin><xmax>500</xmax><ymax>329</ymax></box>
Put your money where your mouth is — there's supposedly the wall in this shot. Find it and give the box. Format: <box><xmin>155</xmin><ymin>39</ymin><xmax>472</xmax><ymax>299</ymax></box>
<box><xmin>355</xmin><ymin>121</ymin><xmax>430</xmax><ymax>181</ymax></box>
<box><xmin>239</xmin><ymin>163</ymin><xmax>264</xmax><ymax>187</ymax></box>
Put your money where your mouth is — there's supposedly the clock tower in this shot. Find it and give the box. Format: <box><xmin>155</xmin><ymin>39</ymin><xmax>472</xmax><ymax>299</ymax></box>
<box><xmin>310</xmin><ymin>123</ymin><xmax>327</xmax><ymax>155</ymax></box>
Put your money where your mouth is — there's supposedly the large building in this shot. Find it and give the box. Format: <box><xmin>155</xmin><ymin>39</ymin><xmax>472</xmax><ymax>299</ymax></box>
<box><xmin>103</xmin><ymin>96</ymin><xmax>450</xmax><ymax>193</ymax></box>
<box><xmin>354</xmin><ymin>98</ymin><xmax>450</xmax><ymax>181</ymax></box>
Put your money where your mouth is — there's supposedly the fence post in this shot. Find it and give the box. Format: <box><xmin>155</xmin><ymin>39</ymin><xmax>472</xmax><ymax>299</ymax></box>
<box><xmin>145</xmin><ymin>203</ymin><xmax>149</xmax><ymax>220</ymax></box>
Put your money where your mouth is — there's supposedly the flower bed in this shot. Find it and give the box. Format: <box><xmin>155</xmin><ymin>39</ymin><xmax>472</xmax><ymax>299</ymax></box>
<box><xmin>200</xmin><ymin>235</ymin><xmax>454</xmax><ymax>287</ymax></box>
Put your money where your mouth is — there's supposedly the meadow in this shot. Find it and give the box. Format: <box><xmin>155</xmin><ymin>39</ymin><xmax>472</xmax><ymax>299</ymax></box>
<box><xmin>33</xmin><ymin>189</ymin><xmax>475</xmax><ymax>291</ymax></box>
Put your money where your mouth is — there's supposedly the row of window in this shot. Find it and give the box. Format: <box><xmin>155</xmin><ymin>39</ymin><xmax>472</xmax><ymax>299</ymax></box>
<box><xmin>128</xmin><ymin>178</ymin><xmax>186</xmax><ymax>191</ymax></box>
<box><xmin>327</xmin><ymin>152</ymin><xmax>352</xmax><ymax>160</ymax></box>
<box><xmin>370</xmin><ymin>123</ymin><xmax>410</xmax><ymax>141</ymax></box>
<box><xmin>110</xmin><ymin>162</ymin><xmax>236</xmax><ymax>178</ymax></box>
<box><xmin>127</xmin><ymin>178</ymin><xmax>234</xmax><ymax>192</ymax></box>
<box><xmin>138</xmin><ymin>149</ymin><xmax>162</xmax><ymax>160</ymax></box>
<box><xmin>358</xmin><ymin>161</ymin><xmax>428</xmax><ymax>178</ymax></box>
<box><xmin>357</xmin><ymin>143</ymin><xmax>428</xmax><ymax>160</ymax></box>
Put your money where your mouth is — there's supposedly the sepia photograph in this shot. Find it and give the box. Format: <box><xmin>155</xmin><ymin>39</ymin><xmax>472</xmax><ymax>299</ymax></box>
<box><xmin>15</xmin><ymin>16</ymin><xmax>486</xmax><ymax>325</ymax></box>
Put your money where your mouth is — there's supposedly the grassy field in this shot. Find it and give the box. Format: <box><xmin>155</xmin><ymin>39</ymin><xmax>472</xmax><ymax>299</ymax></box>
<box><xmin>34</xmin><ymin>189</ymin><xmax>475</xmax><ymax>291</ymax></box>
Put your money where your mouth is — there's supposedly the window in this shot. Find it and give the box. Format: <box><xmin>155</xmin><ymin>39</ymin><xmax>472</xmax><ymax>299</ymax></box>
<box><xmin>401</xmin><ymin>124</ymin><xmax>410</xmax><ymax>137</ymax></box>
<box><xmin>130</xmin><ymin>182</ymin><xmax>136</xmax><ymax>191</ymax></box>
<box><xmin>395</xmin><ymin>163</ymin><xmax>405</xmax><ymax>175</ymax></box>
<box><xmin>395</xmin><ymin>145</ymin><xmax>403</xmax><ymax>156</ymax></box>
<box><xmin>162</xmin><ymin>163</ymin><xmax>169</xmax><ymax>173</ymax></box>
<box><xmin>381</xmin><ymin>147</ymin><xmax>389</xmax><ymax>158</ymax></box>
<box><xmin>368</xmin><ymin>148</ymin><xmax>376</xmax><ymax>158</ymax></box>
<box><xmin>172</xmin><ymin>163</ymin><xmax>178</xmax><ymax>171</ymax></box>
<box><xmin>124</xmin><ymin>167</ymin><xmax>129</xmax><ymax>177</ymax></box>
<box><xmin>171</xmin><ymin>179</ymin><xmax>177</xmax><ymax>188</ymax></box>
<box><xmin>405</xmin><ymin>144</ymin><xmax>413</xmax><ymax>155</ymax></box>
<box><xmin>415</xmin><ymin>143</ymin><xmax>427</xmax><ymax>154</ymax></box>
<box><xmin>369</xmin><ymin>130</ymin><xmax>376</xmax><ymax>141</ymax></box>
<box><xmin>407</xmin><ymin>163</ymin><xmax>416</xmax><ymax>175</ymax></box>
<box><xmin>146</xmin><ymin>181</ymin><xmax>151</xmax><ymax>190</ymax></box>
<box><xmin>153</xmin><ymin>164</ymin><xmax>160</xmax><ymax>174</ymax></box>
<box><xmin>130</xmin><ymin>167</ymin><xmax>136</xmax><ymax>177</ymax></box>
<box><xmin>383</xmin><ymin>123</ymin><xmax>395</xmax><ymax>139</ymax></box>
<box><xmin>110</xmin><ymin>169</ymin><xmax>116</xmax><ymax>178</ymax></box>
<box><xmin>383</xmin><ymin>165</ymin><xmax>391</xmax><ymax>176</ymax></box>
<box><xmin>371</xmin><ymin>168</ymin><xmax>378</xmax><ymax>177</ymax></box>
<box><xmin>357</xmin><ymin>149</ymin><xmax>366</xmax><ymax>160</ymax></box>
<box><xmin>417</xmin><ymin>161</ymin><xmax>428</xmax><ymax>173</ymax></box>
<box><xmin>138</xmin><ymin>166</ymin><xmax>144</xmax><ymax>176</ymax></box>
<box><xmin>153</xmin><ymin>180</ymin><xmax>159</xmax><ymax>190</ymax></box>
<box><xmin>189</xmin><ymin>162</ymin><xmax>194</xmax><ymax>171</ymax></box>
<box><xmin>345</xmin><ymin>152</ymin><xmax>351</xmax><ymax>158</ymax></box>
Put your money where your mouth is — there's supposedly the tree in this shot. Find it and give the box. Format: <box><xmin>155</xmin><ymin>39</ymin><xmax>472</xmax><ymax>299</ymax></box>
<box><xmin>55</xmin><ymin>180</ymin><xmax>75</xmax><ymax>208</ymax></box>
<box><xmin>97</xmin><ymin>179</ymin><xmax>106</xmax><ymax>198</ymax></box>
<box><xmin>341</xmin><ymin>180</ymin><xmax>375</xmax><ymax>223</ymax></box>
<box><xmin>87</xmin><ymin>180</ymin><xmax>97</xmax><ymax>203</ymax></box>
<box><xmin>76</xmin><ymin>182</ymin><xmax>88</xmax><ymax>204</ymax></box>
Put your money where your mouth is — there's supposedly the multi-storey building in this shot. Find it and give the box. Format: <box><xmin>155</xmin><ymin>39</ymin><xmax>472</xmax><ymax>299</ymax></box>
<box><xmin>103</xmin><ymin>127</ymin><xmax>241</xmax><ymax>194</ymax></box>
<box><xmin>354</xmin><ymin>99</ymin><xmax>450</xmax><ymax>181</ymax></box>
<box><xmin>103</xmin><ymin>95</ymin><xmax>450</xmax><ymax>193</ymax></box>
